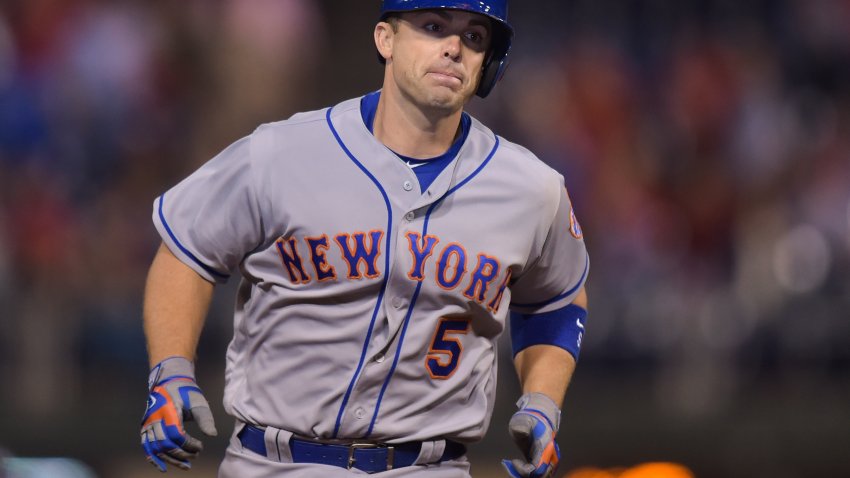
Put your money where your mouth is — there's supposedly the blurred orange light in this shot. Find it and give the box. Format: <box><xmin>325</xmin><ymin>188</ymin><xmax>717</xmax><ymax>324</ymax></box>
<box><xmin>564</xmin><ymin>467</ymin><xmax>623</xmax><ymax>478</ymax></box>
<box><xmin>565</xmin><ymin>462</ymin><xmax>695</xmax><ymax>478</ymax></box>
<box><xmin>620</xmin><ymin>462</ymin><xmax>695</xmax><ymax>478</ymax></box>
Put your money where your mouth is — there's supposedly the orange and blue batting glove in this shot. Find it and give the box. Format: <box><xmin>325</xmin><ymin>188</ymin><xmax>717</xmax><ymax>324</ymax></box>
<box><xmin>502</xmin><ymin>392</ymin><xmax>561</xmax><ymax>478</ymax></box>
<box><xmin>141</xmin><ymin>356</ymin><xmax>217</xmax><ymax>472</ymax></box>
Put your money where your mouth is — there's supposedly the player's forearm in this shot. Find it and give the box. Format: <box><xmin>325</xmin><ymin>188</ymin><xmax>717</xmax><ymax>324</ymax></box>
<box><xmin>513</xmin><ymin>287</ymin><xmax>587</xmax><ymax>407</ymax></box>
<box><xmin>514</xmin><ymin>345</ymin><xmax>576</xmax><ymax>408</ymax></box>
<box><xmin>143</xmin><ymin>243</ymin><xmax>215</xmax><ymax>367</ymax></box>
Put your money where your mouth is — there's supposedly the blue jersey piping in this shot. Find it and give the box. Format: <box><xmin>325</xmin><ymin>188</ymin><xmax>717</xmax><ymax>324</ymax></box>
<box><xmin>366</xmin><ymin>135</ymin><xmax>502</xmax><ymax>437</ymax></box>
<box><xmin>326</xmin><ymin>106</ymin><xmax>394</xmax><ymax>438</ymax></box>
<box><xmin>157</xmin><ymin>193</ymin><xmax>229</xmax><ymax>280</ymax></box>
<box><xmin>511</xmin><ymin>253</ymin><xmax>589</xmax><ymax>308</ymax></box>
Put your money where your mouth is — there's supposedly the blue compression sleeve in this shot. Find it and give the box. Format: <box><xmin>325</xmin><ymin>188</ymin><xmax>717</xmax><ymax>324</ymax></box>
<box><xmin>510</xmin><ymin>304</ymin><xmax>588</xmax><ymax>361</ymax></box>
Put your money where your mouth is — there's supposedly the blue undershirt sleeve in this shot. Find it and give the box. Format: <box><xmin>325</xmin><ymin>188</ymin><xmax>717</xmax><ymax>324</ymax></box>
<box><xmin>510</xmin><ymin>303</ymin><xmax>588</xmax><ymax>361</ymax></box>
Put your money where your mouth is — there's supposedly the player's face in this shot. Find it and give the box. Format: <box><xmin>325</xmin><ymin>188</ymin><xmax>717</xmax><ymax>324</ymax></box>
<box><xmin>384</xmin><ymin>10</ymin><xmax>492</xmax><ymax>113</ymax></box>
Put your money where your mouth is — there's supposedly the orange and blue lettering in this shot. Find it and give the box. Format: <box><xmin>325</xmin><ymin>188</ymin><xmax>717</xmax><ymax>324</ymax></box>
<box><xmin>436</xmin><ymin>243</ymin><xmax>467</xmax><ymax>290</ymax></box>
<box><xmin>335</xmin><ymin>230</ymin><xmax>384</xmax><ymax>279</ymax></box>
<box><xmin>275</xmin><ymin>237</ymin><xmax>310</xmax><ymax>284</ymax></box>
<box><xmin>406</xmin><ymin>232</ymin><xmax>439</xmax><ymax>281</ymax></box>
<box><xmin>463</xmin><ymin>254</ymin><xmax>500</xmax><ymax>302</ymax></box>
<box><xmin>306</xmin><ymin>235</ymin><xmax>337</xmax><ymax>282</ymax></box>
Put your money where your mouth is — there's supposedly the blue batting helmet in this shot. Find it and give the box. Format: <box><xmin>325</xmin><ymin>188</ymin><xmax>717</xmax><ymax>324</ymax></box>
<box><xmin>379</xmin><ymin>0</ymin><xmax>513</xmax><ymax>98</ymax></box>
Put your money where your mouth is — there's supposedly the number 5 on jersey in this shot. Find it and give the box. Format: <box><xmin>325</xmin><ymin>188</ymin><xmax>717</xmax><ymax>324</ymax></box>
<box><xmin>426</xmin><ymin>318</ymin><xmax>470</xmax><ymax>379</ymax></box>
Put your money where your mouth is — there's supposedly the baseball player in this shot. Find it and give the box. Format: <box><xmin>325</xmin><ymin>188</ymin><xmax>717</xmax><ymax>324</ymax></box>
<box><xmin>140</xmin><ymin>1</ymin><xmax>589</xmax><ymax>477</ymax></box>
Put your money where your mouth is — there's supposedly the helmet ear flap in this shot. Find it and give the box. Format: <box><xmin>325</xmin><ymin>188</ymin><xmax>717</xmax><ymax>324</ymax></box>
<box><xmin>476</xmin><ymin>51</ymin><xmax>509</xmax><ymax>98</ymax></box>
<box><xmin>476</xmin><ymin>38</ymin><xmax>511</xmax><ymax>98</ymax></box>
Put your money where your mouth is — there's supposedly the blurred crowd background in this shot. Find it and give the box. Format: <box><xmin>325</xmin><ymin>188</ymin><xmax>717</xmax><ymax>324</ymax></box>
<box><xmin>0</xmin><ymin>0</ymin><xmax>848</xmax><ymax>477</ymax></box>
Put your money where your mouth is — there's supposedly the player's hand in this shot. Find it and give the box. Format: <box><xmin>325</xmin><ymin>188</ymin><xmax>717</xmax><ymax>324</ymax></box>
<box><xmin>141</xmin><ymin>356</ymin><xmax>218</xmax><ymax>472</ymax></box>
<box><xmin>501</xmin><ymin>392</ymin><xmax>561</xmax><ymax>478</ymax></box>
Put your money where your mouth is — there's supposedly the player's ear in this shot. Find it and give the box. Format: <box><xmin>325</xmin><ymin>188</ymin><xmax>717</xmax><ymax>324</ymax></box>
<box><xmin>375</xmin><ymin>21</ymin><xmax>394</xmax><ymax>62</ymax></box>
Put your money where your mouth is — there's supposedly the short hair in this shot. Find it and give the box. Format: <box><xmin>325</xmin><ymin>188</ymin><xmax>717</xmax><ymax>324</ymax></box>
<box><xmin>384</xmin><ymin>14</ymin><xmax>401</xmax><ymax>32</ymax></box>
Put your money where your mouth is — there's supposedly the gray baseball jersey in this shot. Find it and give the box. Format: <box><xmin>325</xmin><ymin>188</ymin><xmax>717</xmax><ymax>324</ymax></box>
<box><xmin>153</xmin><ymin>95</ymin><xmax>588</xmax><ymax>444</ymax></box>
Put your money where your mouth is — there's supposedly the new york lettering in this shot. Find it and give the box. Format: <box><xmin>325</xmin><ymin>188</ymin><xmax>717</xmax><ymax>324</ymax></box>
<box><xmin>274</xmin><ymin>230</ymin><xmax>510</xmax><ymax>312</ymax></box>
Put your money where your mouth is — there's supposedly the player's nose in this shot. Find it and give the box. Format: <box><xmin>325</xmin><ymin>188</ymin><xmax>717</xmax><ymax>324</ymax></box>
<box><xmin>441</xmin><ymin>35</ymin><xmax>462</xmax><ymax>61</ymax></box>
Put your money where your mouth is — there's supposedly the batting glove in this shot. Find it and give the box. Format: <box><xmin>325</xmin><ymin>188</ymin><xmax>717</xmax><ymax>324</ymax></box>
<box><xmin>502</xmin><ymin>392</ymin><xmax>561</xmax><ymax>478</ymax></box>
<box><xmin>141</xmin><ymin>356</ymin><xmax>217</xmax><ymax>472</ymax></box>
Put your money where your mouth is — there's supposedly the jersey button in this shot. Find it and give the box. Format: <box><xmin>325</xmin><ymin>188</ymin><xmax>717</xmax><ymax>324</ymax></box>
<box><xmin>391</xmin><ymin>297</ymin><xmax>404</xmax><ymax>309</ymax></box>
<box><xmin>403</xmin><ymin>181</ymin><xmax>413</xmax><ymax>191</ymax></box>
<box><xmin>354</xmin><ymin>408</ymin><xmax>366</xmax><ymax>419</ymax></box>
<box><xmin>374</xmin><ymin>353</ymin><xmax>385</xmax><ymax>363</ymax></box>
<box><xmin>404</xmin><ymin>212</ymin><xmax>415</xmax><ymax>221</ymax></box>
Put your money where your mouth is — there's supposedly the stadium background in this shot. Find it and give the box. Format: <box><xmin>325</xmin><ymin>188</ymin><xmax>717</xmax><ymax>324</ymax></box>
<box><xmin>0</xmin><ymin>0</ymin><xmax>848</xmax><ymax>477</ymax></box>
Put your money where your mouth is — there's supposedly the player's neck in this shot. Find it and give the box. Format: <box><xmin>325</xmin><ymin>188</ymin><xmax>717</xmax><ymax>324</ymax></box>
<box><xmin>373</xmin><ymin>88</ymin><xmax>463</xmax><ymax>159</ymax></box>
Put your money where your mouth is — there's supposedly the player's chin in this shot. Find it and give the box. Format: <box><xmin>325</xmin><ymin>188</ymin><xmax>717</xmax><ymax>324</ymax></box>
<box><xmin>425</xmin><ymin>85</ymin><xmax>474</xmax><ymax>109</ymax></box>
<box><xmin>424</xmin><ymin>95</ymin><xmax>465</xmax><ymax>113</ymax></box>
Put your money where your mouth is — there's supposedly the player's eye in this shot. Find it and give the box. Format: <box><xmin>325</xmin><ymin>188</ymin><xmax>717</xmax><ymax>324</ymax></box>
<box><xmin>423</xmin><ymin>22</ymin><xmax>443</xmax><ymax>33</ymax></box>
<box><xmin>463</xmin><ymin>29</ymin><xmax>489</xmax><ymax>51</ymax></box>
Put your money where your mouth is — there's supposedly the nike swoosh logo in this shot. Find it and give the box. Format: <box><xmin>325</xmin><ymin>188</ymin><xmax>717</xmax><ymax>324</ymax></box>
<box><xmin>146</xmin><ymin>396</ymin><xmax>158</xmax><ymax>413</ymax></box>
<box><xmin>407</xmin><ymin>161</ymin><xmax>426</xmax><ymax>169</ymax></box>
<box><xmin>576</xmin><ymin>319</ymin><xmax>585</xmax><ymax>330</ymax></box>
